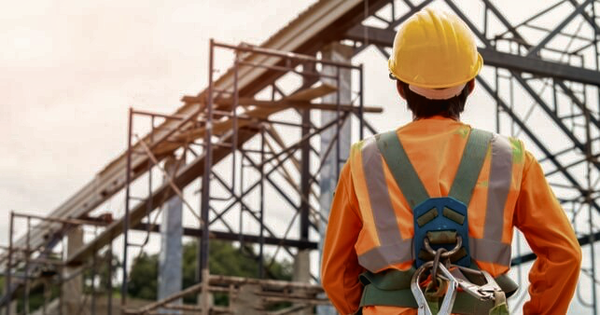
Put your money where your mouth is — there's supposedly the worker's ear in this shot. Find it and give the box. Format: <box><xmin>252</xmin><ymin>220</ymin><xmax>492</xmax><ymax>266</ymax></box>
<box><xmin>396</xmin><ymin>80</ymin><xmax>406</xmax><ymax>100</ymax></box>
<box><xmin>467</xmin><ymin>79</ymin><xmax>475</xmax><ymax>96</ymax></box>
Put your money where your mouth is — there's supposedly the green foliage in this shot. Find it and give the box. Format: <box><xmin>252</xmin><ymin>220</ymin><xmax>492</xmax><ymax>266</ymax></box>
<box><xmin>16</xmin><ymin>282</ymin><xmax>60</xmax><ymax>314</ymax></box>
<box><xmin>127</xmin><ymin>252</ymin><xmax>159</xmax><ymax>300</ymax></box>
<box><xmin>128</xmin><ymin>240</ymin><xmax>293</xmax><ymax>305</ymax></box>
<box><xmin>83</xmin><ymin>250</ymin><xmax>121</xmax><ymax>295</ymax></box>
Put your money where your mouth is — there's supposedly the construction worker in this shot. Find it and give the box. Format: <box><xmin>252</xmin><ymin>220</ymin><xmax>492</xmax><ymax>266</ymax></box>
<box><xmin>321</xmin><ymin>7</ymin><xmax>582</xmax><ymax>315</ymax></box>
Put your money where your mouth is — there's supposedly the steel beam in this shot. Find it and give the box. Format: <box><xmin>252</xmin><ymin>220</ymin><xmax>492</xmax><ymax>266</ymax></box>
<box><xmin>526</xmin><ymin>0</ymin><xmax>595</xmax><ymax>57</ymax></box>
<box><xmin>6</xmin><ymin>0</ymin><xmax>392</xmax><ymax>268</ymax></box>
<box><xmin>345</xmin><ymin>25</ymin><xmax>600</xmax><ymax>86</ymax></box>
<box><xmin>476</xmin><ymin>76</ymin><xmax>600</xmax><ymax>213</ymax></box>
<box><xmin>66</xmin><ymin>128</ymin><xmax>258</xmax><ymax>265</ymax></box>
<box><xmin>133</xmin><ymin>223</ymin><xmax>318</xmax><ymax>249</ymax></box>
<box><xmin>567</xmin><ymin>0</ymin><xmax>600</xmax><ymax>34</ymax></box>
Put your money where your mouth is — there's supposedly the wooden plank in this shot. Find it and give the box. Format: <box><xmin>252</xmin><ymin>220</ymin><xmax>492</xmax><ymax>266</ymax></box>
<box><xmin>168</xmin><ymin>84</ymin><xmax>341</xmax><ymax>146</ymax></box>
<box><xmin>9</xmin><ymin>0</ymin><xmax>385</xmax><ymax>263</ymax></box>
<box><xmin>67</xmin><ymin>128</ymin><xmax>257</xmax><ymax>265</ymax></box>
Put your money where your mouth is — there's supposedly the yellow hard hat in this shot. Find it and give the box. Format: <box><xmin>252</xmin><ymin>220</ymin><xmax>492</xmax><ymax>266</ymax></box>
<box><xmin>388</xmin><ymin>7</ymin><xmax>483</xmax><ymax>89</ymax></box>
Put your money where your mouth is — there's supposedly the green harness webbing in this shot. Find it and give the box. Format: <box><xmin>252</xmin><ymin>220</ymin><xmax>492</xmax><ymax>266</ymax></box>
<box><xmin>358</xmin><ymin>266</ymin><xmax>517</xmax><ymax>314</ymax></box>
<box><xmin>359</xmin><ymin>128</ymin><xmax>516</xmax><ymax>314</ymax></box>
<box><xmin>374</xmin><ymin>131</ymin><xmax>429</xmax><ymax>207</ymax></box>
<box><xmin>375</xmin><ymin>128</ymin><xmax>492</xmax><ymax>206</ymax></box>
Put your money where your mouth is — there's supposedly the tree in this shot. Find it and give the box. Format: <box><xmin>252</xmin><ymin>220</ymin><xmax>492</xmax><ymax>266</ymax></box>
<box><xmin>83</xmin><ymin>250</ymin><xmax>121</xmax><ymax>295</ymax></box>
<box><xmin>127</xmin><ymin>252</ymin><xmax>158</xmax><ymax>300</ymax></box>
<box><xmin>128</xmin><ymin>240</ymin><xmax>293</xmax><ymax>304</ymax></box>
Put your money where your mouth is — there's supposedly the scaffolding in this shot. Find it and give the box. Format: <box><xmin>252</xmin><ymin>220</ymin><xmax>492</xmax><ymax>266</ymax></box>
<box><xmin>115</xmin><ymin>41</ymin><xmax>371</xmax><ymax>314</ymax></box>
<box><xmin>2</xmin><ymin>0</ymin><xmax>600</xmax><ymax>314</ymax></box>
<box><xmin>1</xmin><ymin>212</ymin><xmax>114</xmax><ymax>315</ymax></box>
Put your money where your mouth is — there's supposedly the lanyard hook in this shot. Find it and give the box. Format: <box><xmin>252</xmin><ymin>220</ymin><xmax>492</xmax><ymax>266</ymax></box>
<box><xmin>411</xmin><ymin>261</ymin><xmax>459</xmax><ymax>315</ymax></box>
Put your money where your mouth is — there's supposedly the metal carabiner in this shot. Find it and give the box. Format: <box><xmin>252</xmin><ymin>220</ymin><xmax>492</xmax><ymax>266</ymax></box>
<box><xmin>477</xmin><ymin>270</ymin><xmax>504</xmax><ymax>297</ymax></box>
<box><xmin>453</xmin><ymin>267</ymin><xmax>503</xmax><ymax>301</ymax></box>
<box><xmin>411</xmin><ymin>261</ymin><xmax>459</xmax><ymax>315</ymax></box>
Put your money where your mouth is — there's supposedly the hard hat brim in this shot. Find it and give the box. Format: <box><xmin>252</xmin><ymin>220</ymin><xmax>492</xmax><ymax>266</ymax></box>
<box><xmin>389</xmin><ymin>53</ymin><xmax>483</xmax><ymax>89</ymax></box>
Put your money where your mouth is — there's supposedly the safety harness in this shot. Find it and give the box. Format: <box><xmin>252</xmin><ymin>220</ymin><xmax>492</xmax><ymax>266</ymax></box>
<box><xmin>358</xmin><ymin>129</ymin><xmax>517</xmax><ymax>315</ymax></box>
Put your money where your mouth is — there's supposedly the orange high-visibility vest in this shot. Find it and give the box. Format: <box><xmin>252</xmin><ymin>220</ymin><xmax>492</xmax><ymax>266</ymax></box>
<box><xmin>349</xmin><ymin>123</ymin><xmax>520</xmax><ymax>276</ymax></box>
<box><xmin>321</xmin><ymin>117</ymin><xmax>582</xmax><ymax>315</ymax></box>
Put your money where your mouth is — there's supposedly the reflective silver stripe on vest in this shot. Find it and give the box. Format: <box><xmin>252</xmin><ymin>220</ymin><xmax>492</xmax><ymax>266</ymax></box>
<box><xmin>471</xmin><ymin>134</ymin><xmax>513</xmax><ymax>266</ymax></box>
<box><xmin>358</xmin><ymin>240</ymin><xmax>414</xmax><ymax>272</ymax></box>
<box><xmin>470</xmin><ymin>237</ymin><xmax>512</xmax><ymax>266</ymax></box>
<box><xmin>358</xmin><ymin>137</ymin><xmax>413</xmax><ymax>272</ymax></box>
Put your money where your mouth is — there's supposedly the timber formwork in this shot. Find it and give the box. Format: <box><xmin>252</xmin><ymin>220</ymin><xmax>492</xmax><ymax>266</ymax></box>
<box><xmin>2</xmin><ymin>0</ymin><xmax>600</xmax><ymax>314</ymax></box>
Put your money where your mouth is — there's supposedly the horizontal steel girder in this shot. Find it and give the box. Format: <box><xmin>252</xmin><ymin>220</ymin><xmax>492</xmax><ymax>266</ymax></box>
<box><xmin>134</xmin><ymin>223</ymin><xmax>318</xmax><ymax>249</ymax></box>
<box><xmin>345</xmin><ymin>25</ymin><xmax>600</xmax><ymax>86</ymax></box>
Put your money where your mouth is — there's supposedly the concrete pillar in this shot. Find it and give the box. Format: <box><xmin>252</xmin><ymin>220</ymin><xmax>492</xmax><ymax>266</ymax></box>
<box><xmin>0</xmin><ymin>301</ymin><xmax>17</xmax><ymax>315</ymax></box>
<box><xmin>62</xmin><ymin>226</ymin><xmax>85</xmax><ymax>315</ymax></box>
<box><xmin>318</xmin><ymin>42</ymin><xmax>353</xmax><ymax>315</ymax></box>
<box><xmin>231</xmin><ymin>284</ymin><xmax>261</xmax><ymax>315</ymax></box>
<box><xmin>293</xmin><ymin>62</ymin><xmax>317</xmax><ymax>315</ymax></box>
<box><xmin>293</xmin><ymin>250</ymin><xmax>311</xmax><ymax>283</ymax></box>
<box><xmin>292</xmin><ymin>249</ymin><xmax>312</xmax><ymax>315</ymax></box>
<box><xmin>319</xmin><ymin>42</ymin><xmax>353</xmax><ymax>233</ymax></box>
<box><xmin>7</xmin><ymin>302</ymin><xmax>16</xmax><ymax>315</ymax></box>
<box><xmin>158</xmin><ymin>156</ymin><xmax>184</xmax><ymax>314</ymax></box>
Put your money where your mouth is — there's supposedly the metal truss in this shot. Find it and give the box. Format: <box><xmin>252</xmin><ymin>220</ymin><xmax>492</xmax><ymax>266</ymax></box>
<box><xmin>119</xmin><ymin>42</ymin><xmax>371</xmax><ymax>313</ymax></box>
<box><xmin>1</xmin><ymin>212</ymin><xmax>114</xmax><ymax>315</ymax></box>
<box><xmin>2</xmin><ymin>0</ymin><xmax>599</xmax><ymax>314</ymax></box>
<box><xmin>190</xmin><ymin>41</ymin><xmax>370</xmax><ymax>312</ymax></box>
<box><xmin>342</xmin><ymin>0</ymin><xmax>600</xmax><ymax>312</ymax></box>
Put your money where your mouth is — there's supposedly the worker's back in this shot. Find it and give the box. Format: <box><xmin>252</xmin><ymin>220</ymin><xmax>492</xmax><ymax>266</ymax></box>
<box><xmin>322</xmin><ymin>6</ymin><xmax>581</xmax><ymax>314</ymax></box>
<box><xmin>349</xmin><ymin>116</ymin><xmax>522</xmax><ymax>277</ymax></box>
<box><xmin>322</xmin><ymin>114</ymin><xmax>581</xmax><ymax>314</ymax></box>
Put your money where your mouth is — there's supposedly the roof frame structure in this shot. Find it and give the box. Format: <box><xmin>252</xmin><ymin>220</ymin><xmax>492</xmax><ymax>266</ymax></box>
<box><xmin>2</xmin><ymin>0</ymin><xmax>599</xmax><ymax>313</ymax></box>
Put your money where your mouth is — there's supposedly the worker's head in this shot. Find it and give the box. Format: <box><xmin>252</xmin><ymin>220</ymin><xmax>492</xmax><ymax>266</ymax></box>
<box><xmin>388</xmin><ymin>7</ymin><xmax>482</xmax><ymax>120</ymax></box>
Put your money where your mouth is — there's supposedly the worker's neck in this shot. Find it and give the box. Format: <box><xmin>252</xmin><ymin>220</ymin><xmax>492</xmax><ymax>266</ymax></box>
<box><xmin>413</xmin><ymin>114</ymin><xmax>460</xmax><ymax>122</ymax></box>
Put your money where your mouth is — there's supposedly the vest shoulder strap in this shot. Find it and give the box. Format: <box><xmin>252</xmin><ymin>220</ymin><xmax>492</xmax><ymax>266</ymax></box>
<box><xmin>375</xmin><ymin>131</ymin><xmax>429</xmax><ymax>208</ymax></box>
<box><xmin>448</xmin><ymin>129</ymin><xmax>493</xmax><ymax>204</ymax></box>
<box><xmin>375</xmin><ymin>128</ymin><xmax>492</xmax><ymax>207</ymax></box>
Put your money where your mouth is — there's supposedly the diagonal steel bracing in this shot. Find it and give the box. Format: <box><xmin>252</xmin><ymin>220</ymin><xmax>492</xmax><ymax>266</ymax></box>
<box><xmin>4</xmin><ymin>1</ymin><xmax>600</xmax><ymax>313</ymax></box>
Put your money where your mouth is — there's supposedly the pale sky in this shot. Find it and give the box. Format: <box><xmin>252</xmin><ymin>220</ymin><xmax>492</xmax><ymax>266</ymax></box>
<box><xmin>1</xmin><ymin>1</ymin><xmax>598</xmax><ymax>313</ymax></box>
<box><xmin>0</xmin><ymin>0</ymin><xmax>319</xmax><ymax>233</ymax></box>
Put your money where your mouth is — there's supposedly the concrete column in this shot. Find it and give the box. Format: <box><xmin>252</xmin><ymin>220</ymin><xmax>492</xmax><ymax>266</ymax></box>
<box><xmin>318</xmin><ymin>42</ymin><xmax>353</xmax><ymax>315</ymax></box>
<box><xmin>231</xmin><ymin>284</ymin><xmax>261</xmax><ymax>315</ymax></box>
<box><xmin>319</xmin><ymin>42</ymin><xmax>353</xmax><ymax>232</ymax></box>
<box><xmin>293</xmin><ymin>62</ymin><xmax>317</xmax><ymax>315</ymax></box>
<box><xmin>293</xmin><ymin>250</ymin><xmax>311</xmax><ymax>284</ymax></box>
<box><xmin>0</xmin><ymin>301</ymin><xmax>17</xmax><ymax>315</ymax></box>
<box><xmin>292</xmin><ymin>249</ymin><xmax>311</xmax><ymax>315</ymax></box>
<box><xmin>62</xmin><ymin>226</ymin><xmax>85</xmax><ymax>315</ymax></box>
<box><xmin>158</xmin><ymin>156</ymin><xmax>184</xmax><ymax>314</ymax></box>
